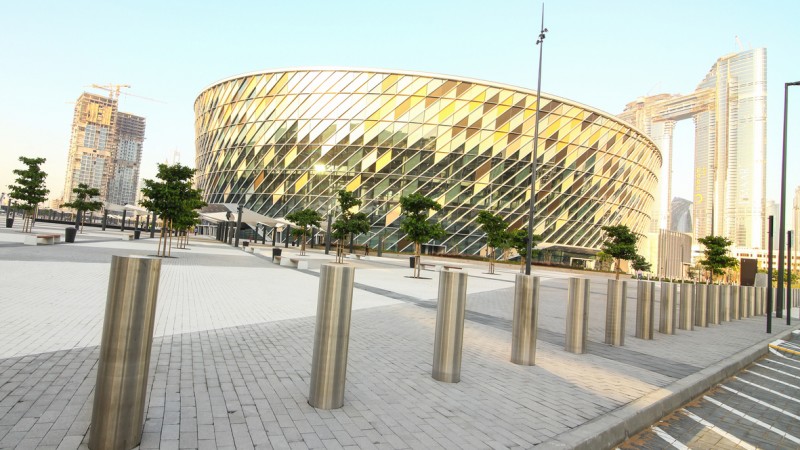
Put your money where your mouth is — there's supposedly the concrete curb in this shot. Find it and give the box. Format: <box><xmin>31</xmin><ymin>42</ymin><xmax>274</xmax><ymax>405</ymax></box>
<box><xmin>536</xmin><ymin>325</ymin><xmax>800</xmax><ymax>450</ymax></box>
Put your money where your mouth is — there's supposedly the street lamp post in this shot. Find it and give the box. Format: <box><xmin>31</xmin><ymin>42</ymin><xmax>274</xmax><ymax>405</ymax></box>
<box><xmin>788</xmin><ymin>230</ymin><xmax>793</xmax><ymax>325</ymax></box>
<box><xmin>777</xmin><ymin>81</ymin><xmax>800</xmax><ymax>319</ymax></box>
<box><xmin>767</xmin><ymin>215</ymin><xmax>774</xmax><ymax>333</ymax></box>
<box><xmin>525</xmin><ymin>4</ymin><xmax>548</xmax><ymax>276</ymax></box>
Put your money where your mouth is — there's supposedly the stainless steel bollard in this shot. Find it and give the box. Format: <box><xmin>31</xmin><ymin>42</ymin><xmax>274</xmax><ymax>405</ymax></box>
<box><xmin>565</xmin><ymin>278</ymin><xmax>590</xmax><ymax>354</ymax></box>
<box><xmin>90</xmin><ymin>256</ymin><xmax>162</xmax><ymax>450</ymax></box>
<box><xmin>720</xmin><ymin>285</ymin><xmax>731</xmax><ymax>322</ymax></box>
<box><xmin>636</xmin><ymin>281</ymin><xmax>655</xmax><ymax>339</ymax></box>
<box><xmin>659</xmin><ymin>282</ymin><xmax>677</xmax><ymax>335</ymax></box>
<box><xmin>308</xmin><ymin>264</ymin><xmax>356</xmax><ymax>409</ymax></box>
<box><xmin>511</xmin><ymin>274</ymin><xmax>540</xmax><ymax>365</ymax></box>
<box><xmin>432</xmin><ymin>271</ymin><xmax>468</xmax><ymax>382</ymax></box>
<box><xmin>732</xmin><ymin>286</ymin><xmax>742</xmax><ymax>319</ymax></box>
<box><xmin>753</xmin><ymin>287</ymin><xmax>763</xmax><ymax>317</ymax></box>
<box><xmin>707</xmin><ymin>285</ymin><xmax>721</xmax><ymax>325</ymax></box>
<box><xmin>678</xmin><ymin>283</ymin><xmax>694</xmax><ymax>330</ymax></box>
<box><xmin>605</xmin><ymin>279</ymin><xmax>627</xmax><ymax>346</ymax></box>
<box><xmin>694</xmin><ymin>283</ymin><xmax>708</xmax><ymax>327</ymax></box>
<box><xmin>747</xmin><ymin>286</ymin><xmax>756</xmax><ymax>317</ymax></box>
<box><xmin>740</xmin><ymin>286</ymin><xmax>750</xmax><ymax>318</ymax></box>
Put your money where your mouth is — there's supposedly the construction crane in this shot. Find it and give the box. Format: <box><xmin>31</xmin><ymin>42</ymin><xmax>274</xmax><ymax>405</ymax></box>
<box><xmin>89</xmin><ymin>84</ymin><xmax>166</xmax><ymax>104</ymax></box>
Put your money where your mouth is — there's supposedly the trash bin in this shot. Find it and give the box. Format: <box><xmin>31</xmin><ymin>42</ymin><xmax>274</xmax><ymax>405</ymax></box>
<box><xmin>65</xmin><ymin>227</ymin><xmax>77</xmax><ymax>243</ymax></box>
<box><xmin>409</xmin><ymin>256</ymin><xmax>417</xmax><ymax>268</ymax></box>
<box><xmin>242</xmin><ymin>241</ymin><xmax>249</xmax><ymax>248</ymax></box>
<box><xmin>272</xmin><ymin>248</ymin><xmax>282</xmax><ymax>261</ymax></box>
<box><xmin>134</xmin><ymin>229</ymin><xmax>141</xmax><ymax>239</ymax></box>
<box><xmin>5</xmin><ymin>217</ymin><xmax>13</xmax><ymax>228</ymax></box>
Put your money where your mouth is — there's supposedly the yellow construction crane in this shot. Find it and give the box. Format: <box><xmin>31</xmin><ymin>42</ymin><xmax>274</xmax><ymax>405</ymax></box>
<box><xmin>89</xmin><ymin>84</ymin><xmax>165</xmax><ymax>104</ymax></box>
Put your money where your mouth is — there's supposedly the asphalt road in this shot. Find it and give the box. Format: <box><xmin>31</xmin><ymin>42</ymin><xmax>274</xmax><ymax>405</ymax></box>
<box><xmin>620</xmin><ymin>330</ymin><xmax>800</xmax><ymax>449</ymax></box>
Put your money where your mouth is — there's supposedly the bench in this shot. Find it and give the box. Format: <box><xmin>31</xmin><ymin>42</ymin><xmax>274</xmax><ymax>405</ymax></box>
<box><xmin>345</xmin><ymin>253</ymin><xmax>367</xmax><ymax>260</ymax></box>
<box><xmin>419</xmin><ymin>262</ymin><xmax>463</xmax><ymax>272</ymax></box>
<box><xmin>23</xmin><ymin>234</ymin><xmax>61</xmax><ymax>246</ymax></box>
<box><xmin>246</xmin><ymin>247</ymin><xmax>254</xmax><ymax>253</ymax></box>
<box><xmin>122</xmin><ymin>234</ymin><xmax>134</xmax><ymax>241</ymax></box>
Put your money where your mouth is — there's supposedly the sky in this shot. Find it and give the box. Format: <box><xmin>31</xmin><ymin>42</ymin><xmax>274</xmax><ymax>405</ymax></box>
<box><xmin>1</xmin><ymin>0</ymin><xmax>799</xmax><ymax>221</ymax></box>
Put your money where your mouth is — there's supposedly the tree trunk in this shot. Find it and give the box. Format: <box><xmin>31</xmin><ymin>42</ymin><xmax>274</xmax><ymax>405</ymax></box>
<box><xmin>488</xmin><ymin>247</ymin><xmax>495</xmax><ymax>274</ymax></box>
<box><xmin>414</xmin><ymin>242</ymin><xmax>421</xmax><ymax>278</ymax></box>
<box><xmin>615</xmin><ymin>258</ymin><xmax>620</xmax><ymax>280</ymax></box>
<box><xmin>158</xmin><ymin>223</ymin><xmax>166</xmax><ymax>257</ymax></box>
<box><xmin>300</xmin><ymin>230</ymin><xmax>306</xmax><ymax>256</ymax></box>
<box><xmin>168</xmin><ymin>220</ymin><xmax>173</xmax><ymax>257</ymax></box>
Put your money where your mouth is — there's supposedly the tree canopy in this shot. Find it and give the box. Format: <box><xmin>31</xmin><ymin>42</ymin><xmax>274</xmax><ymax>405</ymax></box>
<box><xmin>400</xmin><ymin>193</ymin><xmax>446</xmax><ymax>278</ymax></box>
<box><xmin>631</xmin><ymin>254</ymin><xmax>652</xmax><ymax>273</ymax></box>
<box><xmin>331</xmin><ymin>190</ymin><xmax>370</xmax><ymax>263</ymax></box>
<box><xmin>476</xmin><ymin>211</ymin><xmax>510</xmax><ymax>274</ymax></box>
<box><xmin>286</xmin><ymin>208</ymin><xmax>323</xmax><ymax>255</ymax></box>
<box><xmin>61</xmin><ymin>183</ymin><xmax>102</xmax><ymax>232</ymax></box>
<box><xmin>509</xmin><ymin>227</ymin><xmax>542</xmax><ymax>273</ymax></box>
<box><xmin>7</xmin><ymin>156</ymin><xmax>49</xmax><ymax>233</ymax></box>
<box><xmin>600</xmin><ymin>225</ymin><xmax>639</xmax><ymax>280</ymax></box>
<box><xmin>140</xmin><ymin>163</ymin><xmax>206</xmax><ymax>256</ymax></box>
<box><xmin>697</xmin><ymin>235</ymin><xmax>737</xmax><ymax>283</ymax></box>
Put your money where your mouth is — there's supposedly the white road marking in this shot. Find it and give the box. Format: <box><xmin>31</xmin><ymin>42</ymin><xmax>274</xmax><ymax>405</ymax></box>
<box><xmin>651</xmin><ymin>426</ymin><xmax>690</xmax><ymax>450</ymax></box>
<box><xmin>682</xmin><ymin>410</ymin><xmax>757</xmax><ymax>450</ymax></box>
<box><xmin>744</xmin><ymin>370</ymin><xmax>800</xmax><ymax>390</ymax></box>
<box><xmin>733</xmin><ymin>376</ymin><xmax>800</xmax><ymax>404</ymax></box>
<box><xmin>754</xmin><ymin>362</ymin><xmax>800</xmax><ymax>380</ymax></box>
<box><xmin>770</xmin><ymin>347</ymin><xmax>798</xmax><ymax>360</ymax></box>
<box><xmin>763</xmin><ymin>357</ymin><xmax>800</xmax><ymax>372</ymax></box>
<box><xmin>704</xmin><ymin>395</ymin><xmax>800</xmax><ymax>446</ymax></box>
<box><xmin>719</xmin><ymin>385</ymin><xmax>800</xmax><ymax>420</ymax></box>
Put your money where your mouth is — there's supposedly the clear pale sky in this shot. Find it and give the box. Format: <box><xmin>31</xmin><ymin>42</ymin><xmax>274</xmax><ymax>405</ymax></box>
<box><xmin>1</xmin><ymin>0</ymin><xmax>798</xmax><ymax>221</ymax></box>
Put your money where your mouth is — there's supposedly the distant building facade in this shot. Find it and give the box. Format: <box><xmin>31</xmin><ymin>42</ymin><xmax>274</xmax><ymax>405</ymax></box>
<box><xmin>62</xmin><ymin>93</ymin><xmax>146</xmax><ymax>206</ymax></box>
<box><xmin>670</xmin><ymin>197</ymin><xmax>693</xmax><ymax>234</ymax></box>
<box><xmin>619</xmin><ymin>49</ymin><xmax>767</xmax><ymax>249</ymax></box>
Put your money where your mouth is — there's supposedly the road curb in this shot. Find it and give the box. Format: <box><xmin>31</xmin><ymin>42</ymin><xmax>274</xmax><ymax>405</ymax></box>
<box><xmin>536</xmin><ymin>325</ymin><xmax>800</xmax><ymax>450</ymax></box>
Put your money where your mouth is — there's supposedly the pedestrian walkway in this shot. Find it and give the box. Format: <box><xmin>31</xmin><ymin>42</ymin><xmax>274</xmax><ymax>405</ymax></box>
<box><xmin>0</xmin><ymin>222</ymin><xmax>798</xmax><ymax>449</ymax></box>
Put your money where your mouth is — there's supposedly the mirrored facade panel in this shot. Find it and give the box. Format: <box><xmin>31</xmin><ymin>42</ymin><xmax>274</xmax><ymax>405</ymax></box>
<box><xmin>195</xmin><ymin>69</ymin><xmax>660</xmax><ymax>254</ymax></box>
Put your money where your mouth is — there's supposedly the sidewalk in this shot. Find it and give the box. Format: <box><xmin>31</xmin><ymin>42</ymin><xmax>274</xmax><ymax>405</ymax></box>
<box><xmin>0</xmin><ymin>222</ymin><xmax>797</xmax><ymax>449</ymax></box>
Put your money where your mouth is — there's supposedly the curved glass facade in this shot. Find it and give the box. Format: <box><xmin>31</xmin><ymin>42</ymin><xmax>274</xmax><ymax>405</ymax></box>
<box><xmin>195</xmin><ymin>68</ymin><xmax>660</xmax><ymax>254</ymax></box>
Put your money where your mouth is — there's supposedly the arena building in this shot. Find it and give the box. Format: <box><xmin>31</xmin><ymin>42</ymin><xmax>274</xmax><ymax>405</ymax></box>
<box><xmin>195</xmin><ymin>68</ymin><xmax>660</xmax><ymax>257</ymax></box>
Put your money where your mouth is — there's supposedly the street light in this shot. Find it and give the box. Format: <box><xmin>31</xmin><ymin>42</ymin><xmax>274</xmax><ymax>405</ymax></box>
<box><xmin>525</xmin><ymin>3</ymin><xmax>548</xmax><ymax>276</ymax></box>
<box><xmin>777</xmin><ymin>81</ymin><xmax>800</xmax><ymax>321</ymax></box>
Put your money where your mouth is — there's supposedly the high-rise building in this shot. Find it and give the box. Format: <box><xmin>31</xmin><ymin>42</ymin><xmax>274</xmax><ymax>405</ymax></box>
<box><xmin>670</xmin><ymin>197</ymin><xmax>693</xmax><ymax>233</ymax></box>
<box><xmin>619</xmin><ymin>49</ymin><xmax>767</xmax><ymax>249</ymax></box>
<box><xmin>62</xmin><ymin>93</ymin><xmax>145</xmax><ymax>206</ymax></box>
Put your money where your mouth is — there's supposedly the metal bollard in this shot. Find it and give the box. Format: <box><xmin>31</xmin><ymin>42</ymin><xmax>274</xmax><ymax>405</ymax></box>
<box><xmin>753</xmin><ymin>287</ymin><xmax>763</xmax><ymax>317</ymax></box>
<box><xmin>748</xmin><ymin>286</ymin><xmax>756</xmax><ymax>317</ymax></box>
<box><xmin>720</xmin><ymin>285</ymin><xmax>731</xmax><ymax>322</ymax></box>
<box><xmin>659</xmin><ymin>282</ymin><xmax>677</xmax><ymax>335</ymax></box>
<box><xmin>432</xmin><ymin>271</ymin><xmax>468</xmax><ymax>382</ymax></box>
<box><xmin>707</xmin><ymin>285</ymin><xmax>721</xmax><ymax>325</ymax></box>
<box><xmin>605</xmin><ymin>279</ymin><xmax>627</xmax><ymax>346</ymax></box>
<box><xmin>678</xmin><ymin>283</ymin><xmax>694</xmax><ymax>330</ymax></box>
<box><xmin>511</xmin><ymin>274</ymin><xmax>540</xmax><ymax>365</ymax></box>
<box><xmin>694</xmin><ymin>283</ymin><xmax>708</xmax><ymax>327</ymax></box>
<box><xmin>636</xmin><ymin>281</ymin><xmax>655</xmax><ymax>339</ymax></box>
<box><xmin>308</xmin><ymin>264</ymin><xmax>356</xmax><ymax>409</ymax></box>
<box><xmin>740</xmin><ymin>286</ymin><xmax>750</xmax><ymax>318</ymax></box>
<box><xmin>565</xmin><ymin>278</ymin><xmax>590</xmax><ymax>354</ymax></box>
<box><xmin>90</xmin><ymin>256</ymin><xmax>162</xmax><ymax>450</ymax></box>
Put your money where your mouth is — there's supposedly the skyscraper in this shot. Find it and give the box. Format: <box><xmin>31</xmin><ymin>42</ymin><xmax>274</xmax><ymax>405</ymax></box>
<box><xmin>62</xmin><ymin>93</ymin><xmax>145</xmax><ymax>206</ymax></box>
<box><xmin>670</xmin><ymin>197</ymin><xmax>693</xmax><ymax>234</ymax></box>
<box><xmin>619</xmin><ymin>49</ymin><xmax>767</xmax><ymax>248</ymax></box>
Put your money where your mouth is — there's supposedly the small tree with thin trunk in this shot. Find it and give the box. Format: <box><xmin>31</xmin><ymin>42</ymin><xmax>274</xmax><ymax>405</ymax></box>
<box><xmin>697</xmin><ymin>235</ymin><xmax>737</xmax><ymax>284</ymax></box>
<box><xmin>140</xmin><ymin>163</ymin><xmax>206</xmax><ymax>257</ymax></box>
<box><xmin>509</xmin><ymin>228</ymin><xmax>542</xmax><ymax>273</ymax></box>
<box><xmin>331</xmin><ymin>190</ymin><xmax>370</xmax><ymax>263</ymax></box>
<box><xmin>399</xmin><ymin>193</ymin><xmax>446</xmax><ymax>278</ymax></box>
<box><xmin>61</xmin><ymin>183</ymin><xmax>102</xmax><ymax>233</ymax></box>
<box><xmin>600</xmin><ymin>225</ymin><xmax>639</xmax><ymax>280</ymax></box>
<box><xmin>631</xmin><ymin>254</ymin><xmax>652</xmax><ymax>274</ymax></box>
<box><xmin>7</xmin><ymin>156</ymin><xmax>49</xmax><ymax>233</ymax></box>
<box><xmin>476</xmin><ymin>211</ymin><xmax>510</xmax><ymax>275</ymax></box>
<box><xmin>286</xmin><ymin>208</ymin><xmax>323</xmax><ymax>256</ymax></box>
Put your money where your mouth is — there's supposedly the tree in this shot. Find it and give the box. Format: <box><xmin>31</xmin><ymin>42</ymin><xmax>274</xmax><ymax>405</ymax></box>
<box><xmin>140</xmin><ymin>163</ymin><xmax>206</xmax><ymax>257</ymax></box>
<box><xmin>476</xmin><ymin>211</ymin><xmax>510</xmax><ymax>275</ymax></box>
<box><xmin>697</xmin><ymin>235</ymin><xmax>737</xmax><ymax>284</ymax></box>
<box><xmin>600</xmin><ymin>225</ymin><xmax>639</xmax><ymax>280</ymax></box>
<box><xmin>509</xmin><ymin>228</ymin><xmax>542</xmax><ymax>273</ymax></box>
<box><xmin>331</xmin><ymin>190</ymin><xmax>370</xmax><ymax>263</ymax></box>
<box><xmin>631</xmin><ymin>254</ymin><xmax>652</xmax><ymax>273</ymax></box>
<box><xmin>286</xmin><ymin>208</ymin><xmax>323</xmax><ymax>256</ymax></box>
<box><xmin>595</xmin><ymin>251</ymin><xmax>613</xmax><ymax>272</ymax></box>
<box><xmin>7</xmin><ymin>156</ymin><xmax>49</xmax><ymax>233</ymax></box>
<box><xmin>61</xmin><ymin>183</ymin><xmax>102</xmax><ymax>233</ymax></box>
<box><xmin>399</xmin><ymin>193</ymin><xmax>446</xmax><ymax>278</ymax></box>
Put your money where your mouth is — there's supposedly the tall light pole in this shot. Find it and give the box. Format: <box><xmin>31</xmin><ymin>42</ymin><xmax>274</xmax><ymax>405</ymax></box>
<box><xmin>525</xmin><ymin>4</ymin><xmax>548</xmax><ymax>276</ymax></box>
<box><xmin>777</xmin><ymin>81</ymin><xmax>800</xmax><ymax>319</ymax></box>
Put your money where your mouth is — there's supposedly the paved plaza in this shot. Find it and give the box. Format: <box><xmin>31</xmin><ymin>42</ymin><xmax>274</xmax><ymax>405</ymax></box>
<box><xmin>0</xmin><ymin>221</ymin><xmax>798</xmax><ymax>449</ymax></box>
